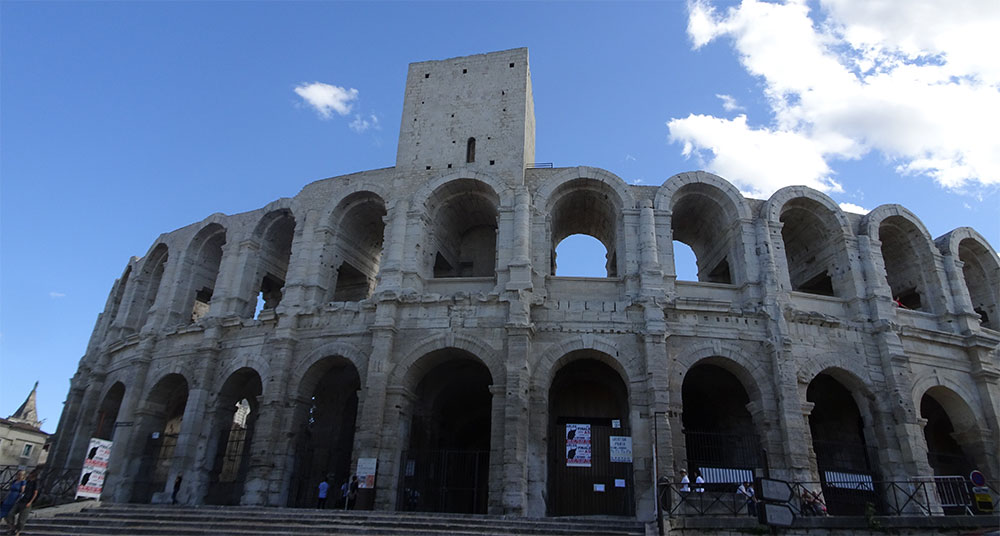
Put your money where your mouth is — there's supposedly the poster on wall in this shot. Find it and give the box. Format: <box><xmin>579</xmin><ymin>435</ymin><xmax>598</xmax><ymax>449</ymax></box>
<box><xmin>609</xmin><ymin>436</ymin><xmax>632</xmax><ymax>463</ymax></box>
<box><xmin>356</xmin><ymin>457</ymin><xmax>378</xmax><ymax>489</ymax></box>
<box><xmin>565</xmin><ymin>424</ymin><xmax>592</xmax><ymax>467</ymax></box>
<box><xmin>75</xmin><ymin>437</ymin><xmax>113</xmax><ymax>499</ymax></box>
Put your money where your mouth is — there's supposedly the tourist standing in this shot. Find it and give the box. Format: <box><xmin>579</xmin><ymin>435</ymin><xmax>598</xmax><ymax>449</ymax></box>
<box><xmin>4</xmin><ymin>469</ymin><xmax>39</xmax><ymax>535</ymax></box>
<box><xmin>0</xmin><ymin>471</ymin><xmax>25</xmax><ymax>521</ymax></box>
<box><xmin>317</xmin><ymin>477</ymin><xmax>329</xmax><ymax>509</ymax></box>
<box><xmin>347</xmin><ymin>475</ymin><xmax>359</xmax><ymax>510</ymax></box>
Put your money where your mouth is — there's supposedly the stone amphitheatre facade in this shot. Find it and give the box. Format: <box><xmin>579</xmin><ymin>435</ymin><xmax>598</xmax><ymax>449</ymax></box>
<box><xmin>49</xmin><ymin>48</ymin><xmax>999</xmax><ymax>519</ymax></box>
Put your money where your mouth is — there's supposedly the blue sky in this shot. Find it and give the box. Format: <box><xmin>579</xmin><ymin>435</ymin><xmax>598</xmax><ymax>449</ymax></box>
<box><xmin>2</xmin><ymin>1</ymin><xmax>997</xmax><ymax>432</ymax></box>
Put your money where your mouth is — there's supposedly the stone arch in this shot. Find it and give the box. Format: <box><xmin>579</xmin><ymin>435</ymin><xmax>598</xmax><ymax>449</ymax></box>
<box><xmin>535</xmin><ymin>169</ymin><xmax>633</xmax><ymax>278</ymax></box>
<box><xmin>545</xmin><ymin>352</ymin><xmax>635</xmax><ymax>516</ymax></box>
<box><xmin>106</xmin><ymin>264</ymin><xmax>133</xmax><ymax>331</ymax></box>
<box><xmin>677</xmin><ymin>352</ymin><xmax>768</xmax><ymax>483</ymax></box>
<box><xmin>395</xmin><ymin>344</ymin><xmax>496</xmax><ymax>513</ymax></box>
<box><xmin>937</xmin><ymin>227</ymin><xmax>1000</xmax><ymax>330</ymax></box>
<box><xmin>205</xmin><ymin>367</ymin><xmax>263</xmax><ymax>505</ymax></box>
<box><xmin>669</xmin><ymin>342</ymin><xmax>768</xmax><ymax>403</ymax></box>
<box><xmin>392</xmin><ymin>333</ymin><xmax>503</xmax><ymax>392</ymax></box>
<box><xmin>320</xmin><ymin>190</ymin><xmax>388</xmax><ymax>302</ymax></box>
<box><xmin>535</xmin><ymin>166</ymin><xmax>637</xmax><ymax>213</ymax></box>
<box><xmin>914</xmin><ymin>382</ymin><xmax>991</xmax><ymax>479</ymax></box>
<box><xmin>532</xmin><ymin>335</ymin><xmax>635</xmax><ymax>395</ymax></box>
<box><xmin>292</xmin><ymin>340</ymin><xmax>369</xmax><ymax>396</ymax></box>
<box><xmin>130</xmin><ymin>372</ymin><xmax>189</xmax><ymax>503</ymax></box>
<box><xmin>412</xmin><ymin>170</ymin><xmax>516</xmax><ymax>211</ymax></box>
<box><xmin>287</xmin><ymin>355</ymin><xmax>362</xmax><ymax>507</ymax></box>
<box><xmin>179</xmin><ymin>222</ymin><xmax>227</xmax><ymax>323</ymax></box>
<box><xmin>128</xmin><ymin>242</ymin><xmax>170</xmax><ymax>332</ymax></box>
<box><xmin>419</xmin><ymin>178</ymin><xmax>501</xmax><ymax>278</ymax></box>
<box><xmin>862</xmin><ymin>204</ymin><xmax>946</xmax><ymax>313</ymax></box>
<box><xmin>657</xmin><ymin>171</ymin><xmax>751</xmax><ymax>285</ymax></box>
<box><xmin>93</xmin><ymin>381</ymin><xmax>126</xmax><ymax>441</ymax></box>
<box><xmin>244</xmin><ymin>207</ymin><xmax>297</xmax><ymax>316</ymax></box>
<box><xmin>764</xmin><ymin>187</ymin><xmax>856</xmax><ymax>297</ymax></box>
<box><xmin>910</xmin><ymin>374</ymin><xmax>984</xmax><ymax>428</ymax></box>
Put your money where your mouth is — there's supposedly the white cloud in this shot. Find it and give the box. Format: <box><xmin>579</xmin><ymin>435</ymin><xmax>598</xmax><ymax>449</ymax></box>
<box><xmin>838</xmin><ymin>202</ymin><xmax>869</xmax><ymax>214</ymax></box>
<box><xmin>349</xmin><ymin>113</ymin><xmax>380</xmax><ymax>133</ymax></box>
<box><xmin>294</xmin><ymin>82</ymin><xmax>359</xmax><ymax>119</ymax></box>
<box><xmin>668</xmin><ymin>113</ymin><xmax>840</xmax><ymax>197</ymax></box>
<box><xmin>669</xmin><ymin>0</ymin><xmax>1000</xmax><ymax>196</ymax></box>
<box><xmin>49</xmin><ymin>291</ymin><xmax>66</xmax><ymax>298</ymax></box>
<box><xmin>716</xmin><ymin>94</ymin><xmax>745</xmax><ymax>112</ymax></box>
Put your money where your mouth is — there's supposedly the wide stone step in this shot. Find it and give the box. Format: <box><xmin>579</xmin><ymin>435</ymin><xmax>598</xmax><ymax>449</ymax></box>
<box><xmin>22</xmin><ymin>504</ymin><xmax>647</xmax><ymax>536</ymax></box>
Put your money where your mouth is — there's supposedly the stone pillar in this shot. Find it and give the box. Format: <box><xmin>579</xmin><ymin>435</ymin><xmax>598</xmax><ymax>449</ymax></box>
<box><xmin>47</xmin><ymin>372</ymin><xmax>89</xmax><ymax>472</ymax></box>
<box><xmin>500</xmin><ymin>327</ymin><xmax>531</xmax><ymax>514</ymax></box>
<box><xmin>375</xmin><ymin>200</ymin><xmax>409</xmax><ymax>293</ymax></box>
<box><xmin>64</xmin><ymin>372</ymin><xmax>108</xmax><ymax>476</ymax></box>
<box><xmin>638</xmin><ymin>201</ymin><xmax>663</xmax><ymax>298</ymax></box>
<box><xmin>105</xmin><ymin>336</ymin><xmax>157</xmax><ymax>503</ymax></box>
<box><xmin>186</xmin><ymin>329</ymin><xmax>225</xmax><ymax>504</ymax></box>
<box><xmin>353</xmin><ymin>313</ymin><xmax>397</xmax><ymax>510</ymax></box>
<box><xmin>242</xmin><ymin>336</ymin><xmax>296</xmax><ymax>506</ymax></box>
<box><xmin>160</xmin><ymin>379</ymin><xmax>212</xmax><ymax>504</ymax></box>
<box><xmin>216</xmin><ymin>239</ymin><xmax>260</xmax><ymax>319</ymax></box>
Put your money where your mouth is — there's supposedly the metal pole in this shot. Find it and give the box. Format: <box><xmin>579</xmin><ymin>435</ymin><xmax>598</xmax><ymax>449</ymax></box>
<box><xmin>653</xmin><ymin>412</ymin><xmax>664</xmax><ymax>536</ymax></box>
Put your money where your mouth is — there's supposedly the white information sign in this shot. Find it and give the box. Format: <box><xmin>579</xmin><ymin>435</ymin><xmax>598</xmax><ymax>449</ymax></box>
<box><xmin>609</xmin><ymin>436</ymin><xmax>632</xmax><ymax>463</ymax></box>
<box><xmin>356</xmin><ymin>457</ymin><xmax>378</xmax><ymax>489</ymax></box>
<box><xmin>565</xmin><ymin>424</ymin><xmax>592</xmax><ymax>467</ymax></box>
<box><xmin>75</xmin><ymin>438</ymin><xmax>113</xmax><ymax>499</ymax></box>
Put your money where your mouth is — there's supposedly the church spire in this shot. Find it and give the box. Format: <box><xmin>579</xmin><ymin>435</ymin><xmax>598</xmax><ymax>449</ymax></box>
<box><xmin>8</xmin><ymin>381</ymin><xmax>41</xmax><ymax>429</ymax></box>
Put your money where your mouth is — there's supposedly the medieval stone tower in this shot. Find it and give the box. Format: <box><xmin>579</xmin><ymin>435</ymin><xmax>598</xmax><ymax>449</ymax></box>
<box><xmin>48</xmin><ymin>48</ymin><xmax>999</xmax><ymax>520</ymax></box>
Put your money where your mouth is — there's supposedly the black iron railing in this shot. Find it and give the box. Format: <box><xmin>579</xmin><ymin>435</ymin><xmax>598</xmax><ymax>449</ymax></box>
<box><xmin>658</xmin><ymin>477</ymin><xmax>997</xmax><ymax>517</ymax></box>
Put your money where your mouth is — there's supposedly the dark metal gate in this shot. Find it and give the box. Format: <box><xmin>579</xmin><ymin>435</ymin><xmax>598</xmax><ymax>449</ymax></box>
<box><xmin>397</xmin><ymin>449</ymin><xmax>489</xmax><ymax>513</ymax></box>
<box><xmin>549</xmin><ymin>418</ymin><xmax>635</xmax><ymax>517</ymax></box>
<box><xmin>130</xmin><ymin>433</ymin><xmax>177</xmax><ymax>503</ymax></box>
<box><xmin>813</xmin><ymin>439</ymin><xmax>881</xmax><ymax>515</ymax></box>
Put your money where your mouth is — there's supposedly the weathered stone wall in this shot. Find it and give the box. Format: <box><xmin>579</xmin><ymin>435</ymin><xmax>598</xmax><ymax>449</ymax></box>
<box><xmin>48</xmin><ymin>49</ymin><xmax>1000</xmax><ymax>522</ymax></box>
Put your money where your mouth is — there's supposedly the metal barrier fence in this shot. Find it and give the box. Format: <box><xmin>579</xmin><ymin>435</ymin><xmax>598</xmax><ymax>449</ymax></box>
<box><xmin>658</xmin><ymin>477</ymin><xmax>996</xmax><ymax>517</ymax></box>
<box><xmin>0</xmin><ymin>465</ymin><xmax>80</xmax><ymax>507</ymax></box>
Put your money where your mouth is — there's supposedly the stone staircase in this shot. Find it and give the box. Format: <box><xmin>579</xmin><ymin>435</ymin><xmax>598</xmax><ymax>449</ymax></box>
<box><xmin>21</xmin><ymin>504</ymin><xmax>650</xmax><ymax>536</ymax></box>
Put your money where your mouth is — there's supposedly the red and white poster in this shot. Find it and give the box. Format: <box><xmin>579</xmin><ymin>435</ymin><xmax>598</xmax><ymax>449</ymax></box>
<box><xmin>356</xmin><ymin>457</ymin><xmax>377</xmax><ymax>489</ymax></box>
<box><xmin>565</xmin><ymin>424</ymin><xmax>592</xmax><ymax>467</ymax></box>
<box><xmin>75</xmin><ymin>438</ymin><xmax>113</xmax><ymax>499</ymax></box>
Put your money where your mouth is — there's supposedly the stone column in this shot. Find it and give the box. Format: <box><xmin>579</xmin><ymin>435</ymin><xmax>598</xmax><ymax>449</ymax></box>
<box><xmin>353</xmin><ymin>311</ymin><xmax>398</xmax><ymax>510</ymax></box>
<box><xmin>47</xmin><ymin>372</ymin><xmax>89</xmax><ymax>472</ymax></box>
<box><xmin>242</xmin><ymin>336</ymin><xmax>296</xmax><ymax>506</ymax></box>
<box><xmin>64</xmin><ymin>372</ymin><xmax>108</xmax><ymax>477</ymax></box>
<box><xmin>105</xmin><ymin>336</ymin><xmax>157</xmax><ymax>503</ymax></box>
<box><xmin>500</xmin><ymin>327</ymin><xmax>531</xmax><ymax>514</ymax></box>
<box><xmin>374</xmin><ymin>200</ymin><xmax>409</xmax><ymax>293</ymax></box>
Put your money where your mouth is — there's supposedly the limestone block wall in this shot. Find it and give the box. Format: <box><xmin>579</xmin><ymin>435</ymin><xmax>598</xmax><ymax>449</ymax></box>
<box><xmin>47</xmin><ymin>49</ymin><xmax>999</xmax><ymax>520</ymax></box>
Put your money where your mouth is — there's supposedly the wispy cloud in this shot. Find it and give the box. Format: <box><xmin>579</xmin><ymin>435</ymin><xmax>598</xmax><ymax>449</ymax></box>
<box><xmin>349</xmin><ymin>113</ymin><xmax>380</xmax><ymax>133</ymax></box>
<box><xmin>838</xmin><ymin>202</ymin><xmax>870</xmax><ymax>214</ymax></box>
<box><xmin>49</xmin><ymin>291</ymin><xmax>66</xmax><ymax>298</ymax></box>
<box><xmin>294</xmin><ymin>82</ymin><xmax>359</xmax><ymax>119</ymax></box>
<box><xmin>669</xmin><ymin>0</ymin><xmax>1000</xmax><ymax>197</ymax></box>
<box><xmin>715</xmin><ymin>94</ymin><xmax>745</xmax><ymax>112</ymax></box>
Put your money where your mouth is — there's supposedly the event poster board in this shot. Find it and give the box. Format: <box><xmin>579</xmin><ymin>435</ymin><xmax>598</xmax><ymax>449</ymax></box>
<box><xmin>75</xmin><ymin>438</ymin><xmax>113</xmax><ymax>499</ymax></box>
<box><xmin>609</xmin><ymin>436</ymin><xmax>632</xmax><ymax>463</ymax></box>
<box><xmin>566</xmin><ymin>424</ymin><xmax>592</xmax><ymax>467</ymax></box>
<box><xmin>356</xmin><ymin>457</ymin><xmax>377</xmax><ymax>489</ymax></box>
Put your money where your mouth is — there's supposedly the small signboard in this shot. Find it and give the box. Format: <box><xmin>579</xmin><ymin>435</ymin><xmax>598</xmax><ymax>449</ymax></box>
<box><xmin>758</xmin><ymin>478</ymin><xmax>794</xmax><ymax>503</ymax></box>
<box><xmin>609</xmin><ymin>436</ymin><xmax>632</xmax><ymax>463</ymax></box>
<box><xmin>761</xmin><ymin>502</ymin><xmax>795</xmax><ymax>527</ymax></box>
<box><xmin>356</xmin><ymin>457</ymin><xmax>377</xmax><ymax>489</ymax></box>
<box><xmin>75</xmin><ymin>438</ymin><xmax>113</xmax><ymax>499</ymax></box>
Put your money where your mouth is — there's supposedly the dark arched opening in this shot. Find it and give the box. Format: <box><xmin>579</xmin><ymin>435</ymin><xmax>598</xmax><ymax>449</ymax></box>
<box><xmin>93</xmin><ymin>382</ymin><xmax>126</xmax><ymax>441</ymax></box>
<box><xmin>130</xmin><ymin>374</ymin><xmax>188</xmax><ymax>503</ymax></box>
<box><xmin>400</xmin><ymin>353</ymin><xmax>492</xmax><ymax>514</ymax></box>
<box><xmin>547</xmin><ymin>356</ymin><xmax>633</xmax><ymax>516</ymax></box>
<box><xmin>681</xmin><ymin>362</ymin><xmax>761</xmax><ymax>487</ymax></box>
<box><xmin>807</xmin><ymin>373</ymin><xmax>878</xmax><ymax>515</ymax></box>
<box><xmin>289</xmin><ymin>358</ymin><xmax>361</xmax><ymax>508</ymax></box>
<box><xmin>206</xmin><ymin>368</ymin><xmax>262</xmax><ymax>505</ymax></box>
